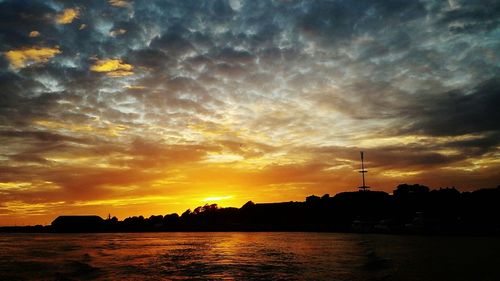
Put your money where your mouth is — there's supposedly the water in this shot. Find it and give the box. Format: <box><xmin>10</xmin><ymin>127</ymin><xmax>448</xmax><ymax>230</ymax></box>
<box><xmin>0</xmin><ymin>232</ymin><xmax>498</xmax><ymax>281</ymax></box>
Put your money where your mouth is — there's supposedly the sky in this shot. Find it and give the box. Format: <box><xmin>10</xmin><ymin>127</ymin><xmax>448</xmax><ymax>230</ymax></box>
<box><xmin>0</xmin><ymin>0</ymin><xmax>499</xmax><ymax>225</ymax></box>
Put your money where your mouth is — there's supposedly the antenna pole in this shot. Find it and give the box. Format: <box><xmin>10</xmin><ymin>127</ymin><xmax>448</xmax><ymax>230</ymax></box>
<box><xmin>361</xmin><ymin>152</ymin><xmax>365</xmax><ymax>187</ymax></box>
<box><xmin>358</xmin><ymin>151</ymin><xmax>369</xmax><ymax>191</ymax></box>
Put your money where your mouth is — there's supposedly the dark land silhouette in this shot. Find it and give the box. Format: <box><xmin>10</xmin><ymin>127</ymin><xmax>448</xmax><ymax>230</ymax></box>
<box><xmin>1</xmin><ymin>184</ymin><xmax>500</xmax><ymax>235</ymax></box>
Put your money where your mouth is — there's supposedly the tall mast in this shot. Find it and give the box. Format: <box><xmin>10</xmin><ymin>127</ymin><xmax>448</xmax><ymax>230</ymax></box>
<box><xmin>358</xmin><ymin>151</ymin><xmax>369</xmax><ymax>191</ymax></box>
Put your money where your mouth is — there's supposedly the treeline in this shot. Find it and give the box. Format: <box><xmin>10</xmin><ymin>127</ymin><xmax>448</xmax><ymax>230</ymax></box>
<box><xmin>2</xmin><ymin>184</ymin><xmax>500</xmax><ymax>234</ymax></box>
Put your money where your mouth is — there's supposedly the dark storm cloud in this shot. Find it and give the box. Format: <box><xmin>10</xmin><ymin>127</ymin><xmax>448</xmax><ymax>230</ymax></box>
<box><xmin>447</xmin><ymin>132</ymin><xmax>500</xmax><ymax>152</ymax></box>
<box><xmin>401</xmin><ymin>78</ymin><xmax>500</xmax><ymax>136</ymax></box>
<box><xmin>300</xmin><ymin>124</ymin><xmax>500</xmax><ymax>178</ymax></box>
<box><xmin>304</xmin><ymin>145</ymin><xmax>452</xmax><ymax>170</ymax></box>
<box><xmin>312</xmin><ymin>80</ymin><xmax>408</xmax><ymax>119</ymax></box>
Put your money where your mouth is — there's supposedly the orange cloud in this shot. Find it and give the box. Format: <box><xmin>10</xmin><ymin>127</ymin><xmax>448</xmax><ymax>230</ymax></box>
<box><xmin>29</xmin><ymin>31</ymin><xmax>40</xmax><ymax>38</ymax></box>
<box><xmin>56</xmin><ymin>8</ymin><xmax>79</xmax><ymax>24</ymax></box>
<box><xmin>109</xmin><ymin>0</ymin><xmax>131</xmax><ymax>7</ymax></box>
<box><xmin>4</xmin><ymin>47</ymin><xmax>61</xmax><ymax>69</ymax></box>
<box><xmin>34</xmin><ymin>119</ymin><xmax>127</xmax><ymax>137</ymax></box>
<box><xmin>90</xmin><ymin>59</ymin><xmax>134</xmax><ymax>77</ymax></box>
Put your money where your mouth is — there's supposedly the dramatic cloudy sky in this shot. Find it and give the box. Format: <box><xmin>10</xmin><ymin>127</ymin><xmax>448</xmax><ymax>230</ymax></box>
<box><xmin>1</xmin><ymin>0</ymin><xmax>499</xmax><ymax>225</ymax></box>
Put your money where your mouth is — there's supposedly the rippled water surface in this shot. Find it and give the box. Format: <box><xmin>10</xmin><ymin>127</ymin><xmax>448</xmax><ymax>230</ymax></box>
<box><xmin>0</xmin><ymin>232</ymin><xmax>499</xmax><ymax>280</ymax></box>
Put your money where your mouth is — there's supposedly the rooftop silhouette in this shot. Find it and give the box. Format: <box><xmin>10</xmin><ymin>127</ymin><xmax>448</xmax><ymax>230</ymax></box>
<box><xmin>1</xmin><ymin>184</ymin><xmax>500</xmax><ymax>235</ymax></box>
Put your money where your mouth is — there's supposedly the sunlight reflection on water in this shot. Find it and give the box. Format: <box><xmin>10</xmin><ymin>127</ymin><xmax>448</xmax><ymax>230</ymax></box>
<box><xmin>0</xmin><ymin>232</ymin><xmax>498</xmax><ymax>280</ymax></box>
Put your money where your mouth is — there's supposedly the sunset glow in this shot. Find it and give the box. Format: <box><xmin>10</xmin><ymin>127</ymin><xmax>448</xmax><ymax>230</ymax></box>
<box><xmin>0</xmin><ymin>0</ymin><xmax>499</xmax><ymax>226</ymax></box>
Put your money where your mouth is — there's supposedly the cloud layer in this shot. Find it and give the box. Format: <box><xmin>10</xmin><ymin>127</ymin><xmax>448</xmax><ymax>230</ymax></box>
<box><xmin>0</xmin><ymin>0</ymin><xmax>499</xmax><ymax>225</ymax></box>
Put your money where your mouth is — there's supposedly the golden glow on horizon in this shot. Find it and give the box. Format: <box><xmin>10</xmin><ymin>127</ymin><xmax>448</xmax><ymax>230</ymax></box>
<box><xmin>90</xmin><ymin>59</ymin><xmax>134</xmax><ymax>77</ymax></box>
<box><xmin>3</xmin><ymin>119</ymin><xmax>499</xmax><ymax>227</ymax></box>
<box><xmin>4</xmin><ymin>47</ymin><xmax>61</xmax><ymax>69</ymax></box>
<box><xmin>72</xmin><ymin>196</ymin><xmax>175</xmax><ymax>207</ymax></box>
<box><xmin>202</xmin><ymin>195</ymin><xmax>234</xmax><ymax>202</ymax></box>
<box><xmin>56</xmin><ymin>8</ymin><xmax>80</xmax><ymax>24</ymax></box>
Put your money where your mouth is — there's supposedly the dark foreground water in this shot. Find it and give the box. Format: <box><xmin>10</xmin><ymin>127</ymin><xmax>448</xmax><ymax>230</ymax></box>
<box><xmin>0</xmin><ymin>232</ymin><xmax>499</xmax><ymax>281</ymax></box>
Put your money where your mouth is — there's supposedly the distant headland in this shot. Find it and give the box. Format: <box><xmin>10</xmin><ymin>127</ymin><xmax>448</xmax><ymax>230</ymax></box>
<box><xmin>1</xmin><ymin>183</ymin><xmax>500</xmax><ymax>235</ymax></box>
